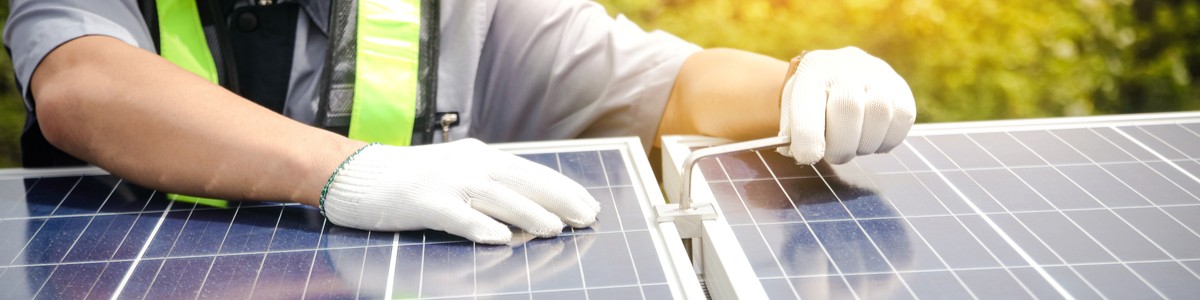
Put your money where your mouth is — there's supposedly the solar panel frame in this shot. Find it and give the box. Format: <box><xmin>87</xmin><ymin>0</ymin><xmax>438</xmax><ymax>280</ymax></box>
<box><xmin>660</xmin><ymin>112</ymin><xmax>1200</xmax><ymax>299</ymax></box>
<box><xmin>0</xmin><ymin>137</ymin><xmax>705</xmax><ymax>299</ymax></box>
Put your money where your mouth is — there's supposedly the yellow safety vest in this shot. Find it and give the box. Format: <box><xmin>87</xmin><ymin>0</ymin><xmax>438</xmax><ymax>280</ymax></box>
<box><xmin>152</xmin><ymin>0</ymin><xmax>436</xmax><ymax>206</ymax></box>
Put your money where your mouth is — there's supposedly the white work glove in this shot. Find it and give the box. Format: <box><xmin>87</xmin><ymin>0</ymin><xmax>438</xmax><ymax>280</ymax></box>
<box><xmin>778</xmin><ymin>46</ymin><xmax>917</xmax><ymax>164</ymax></box>
<box><xmin>320</xmin><ymin>139</ymin><xmax>602</xmax><ymax>244</ymax></box>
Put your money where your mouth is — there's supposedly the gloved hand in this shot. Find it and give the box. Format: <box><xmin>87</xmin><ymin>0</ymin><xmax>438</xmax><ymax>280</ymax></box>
<box><xmin>777</xmin><ymin>46</ymin><xmax>917</xmax><ymax>164</ymax></box>
<box><xmin>320</xmin><ymin>139</ymin><xmax>602</xmax><ymax>244</ymax></box>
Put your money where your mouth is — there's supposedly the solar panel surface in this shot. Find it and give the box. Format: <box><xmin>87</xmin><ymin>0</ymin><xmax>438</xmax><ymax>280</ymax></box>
<box><xmin>0</xmin><ymin>140</ymin><xmax>685</xmax><ymax>299</ymax></box>
<box><xmin>5</xmin><ymin>114</ymin><xmax>1197</xmax><ymax>300</ymax></box>
<box><xmin>673</xmin><ymin>114</ymin><xmax>1200</xmax><ymax>299</ymax></box>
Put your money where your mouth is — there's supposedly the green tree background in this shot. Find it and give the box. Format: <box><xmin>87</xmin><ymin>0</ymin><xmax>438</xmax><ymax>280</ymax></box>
<box><xmin>0</xmin><ymin>0</ymin><xmax>1196</xmax><ymax>168</ymax></box>
<box><xmin>596</xmin><ymin>0</ymin><xmax>1198</xmax><ymax>120</ymax></box>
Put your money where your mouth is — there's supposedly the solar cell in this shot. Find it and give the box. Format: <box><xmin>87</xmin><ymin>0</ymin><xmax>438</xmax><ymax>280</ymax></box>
<box><xmin>663</xmin><ymin>113</ymin><xmax>1200</xmax><ymax>299</ymax></box>
<box><xmin>0</xmin><ymin>138</ymin><xmax>697</xmax><ymax>299</ymax></box>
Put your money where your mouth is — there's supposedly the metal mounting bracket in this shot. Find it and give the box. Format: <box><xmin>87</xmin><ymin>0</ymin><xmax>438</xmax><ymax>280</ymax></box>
<box><xmin>654</xmin><ymin>136</ymin><xmax>791</xmax><ymax>237</ymax></box>
<box><xmin>654</xmin><ymin>202</ymin><xmax>717</xmax><ymax>238</ymax></box>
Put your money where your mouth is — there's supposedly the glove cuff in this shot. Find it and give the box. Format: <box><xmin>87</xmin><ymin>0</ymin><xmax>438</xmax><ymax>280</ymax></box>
<box><xmin>784</xmin><ymin>51</ymin><xmax>810</xmax><ymax>79</ymax></box>
<box><xmin>320</xmin><ymin>142</ymin><xmax>381</xmax><ymax>216</ymax></box>
<box><xmin>778</xmin><ymin>50</ymin><xmax>811</xmax><ymax>111</ymax></box>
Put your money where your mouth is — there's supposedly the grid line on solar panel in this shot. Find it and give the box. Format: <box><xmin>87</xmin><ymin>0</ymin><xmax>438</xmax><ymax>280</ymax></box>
<box><xmin>112</xmin><ymin>190</ymin><xmax>175</xmax><ymax>299</ymax></box>
<box><xmin>0</xmin><ymin>148</ymin><xmax>673</xmax><ymax>299</ymax></box>
<box><xmin>1091</xmin><ymin>128</ymin><xmax>1200</xmax><ymax>200</ymax></box>
<box><xmin>695</xmin><ymin>162</ymin><xmax>1200</xmax><ymax>185</ymax></box>
<box><xmin>915</xmin><ymin>133</ymin><xmax>1160</xmax><ymax>298</ymax></box>
<box><xmin>2</xmin><ymin>181</ymin><xmax>165</xmax><ymax>274</ymax></box>
<box><xmin>807</xmin><ymin>160</ymin><xmax>925</xmax><ymax>299</ymax></box>
<box><xmin>717</xmin><ymin>149</ymin><xmax>1036</xmax><ymax>299</ymax></box>
<box><xmin>969</xmin><ymin>130</ymin><xmax>1195</xmax><ymax>297</ymax></box>
<box><xmin>6</xmin><ymin>177</ymin><xmax>82</xmax><ymax>267</ymax></box>
<box><xmin>1114</xmin><ymin>126</ymin><xmax>1200</xmax><ymax>186</ymax></box>
<box><xmin>710</xmin><ymin>155</ymin><xmax>805</xmax><ymax>299</ymax></box>
<box><xmin>595</xmin><ymin>148</ymin><xmax>648</xmax><ymax>299</ymax></box>
<box><xmin>1059</xmin><ymin>129</ymin><xmax>1200</xmax><ymax>240</ymax></box>
<box><xmin>684</xmin><ymin>119</ymin><xmax>1200</xmax><ymax>299</ymax></box>
<box><xmin>1011</xmin><ymin>129</ymin><xmax>1200</xmax><ymax>271</ymax></box>
<box><xmin>854</xmin><ymin>157</ymin><xmax>1032</xmax><ymax>295</ymax></box>
<box><xmin>1130</xmin><ymin>124</ymin><xmax>1200</xmax><ymax>158</ymax></box>
<box><xmin>740</xmin><ymin>259</ymin><xmax>1200</xmax><ymax>277</ymax></box>
<box><xmin>381</xmin><ymin>232</ymin><xmax>399</xmax><ymax>299</ymax></box>
<box><xmin>555</xmin><ymin>153</ymin><xmax>593</xmax><ymax>300</ymax></box>
<box><xmin>821</xmin><ymin>168</ymin><xmax>1020</xmax><ymax>295</ymax></box>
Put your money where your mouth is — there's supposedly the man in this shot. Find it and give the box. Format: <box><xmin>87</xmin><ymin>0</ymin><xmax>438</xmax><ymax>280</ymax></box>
<box><xmin>4</xmin><ymin>0</ymin><xmax>914</xmax><ymax>244</ymax></box>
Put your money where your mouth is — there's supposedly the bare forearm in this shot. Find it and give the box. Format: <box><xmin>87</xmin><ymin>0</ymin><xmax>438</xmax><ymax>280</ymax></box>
<box><xmin>30</xmin><ymin>36</ymin><xmax>362</xmax><ymax>206</ymax></box>
<box><xmin>658</xmin><ymin>48</ymin><xmax>790</xmax><ymax>142</ymax></box>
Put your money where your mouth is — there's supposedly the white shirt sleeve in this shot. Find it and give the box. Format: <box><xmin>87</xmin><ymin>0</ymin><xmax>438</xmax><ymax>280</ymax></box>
<box><xmin>469</xmin><ymin>0</ymin><xmax>702</xmax><ymax>150</ymax></box>
<box><xmin>4</xmin><ymin>0</ymin><xmax>153</xmax><ymax>107</ymax></box>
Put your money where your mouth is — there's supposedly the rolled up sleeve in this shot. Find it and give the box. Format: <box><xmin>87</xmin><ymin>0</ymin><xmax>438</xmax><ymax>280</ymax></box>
<box><xmin>4</xmin><ymin>0</ymin><xmax>153</xmax><ymax>107</ymax></box>
<box><xmin>473</xmin><ymin>0</ymin><xmax>702</xmax><ymax>150</ymax></box>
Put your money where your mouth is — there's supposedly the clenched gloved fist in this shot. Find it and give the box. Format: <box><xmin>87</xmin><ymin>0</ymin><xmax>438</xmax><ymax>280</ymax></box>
<box><xmin>778</xmin><ymin>46</ymin><xmax>917</xmax><ymax>164</ymax></box>
<box><xmin>320</xmin><ymin>139</ymin><xmax>601</xmax><ymax>244</ymax></box>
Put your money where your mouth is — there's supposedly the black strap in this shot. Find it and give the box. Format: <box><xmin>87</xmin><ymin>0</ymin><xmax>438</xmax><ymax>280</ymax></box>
<box><xmin>137</xmin><ymin>0</ymin><xmax>161</xmax><ymax>52</ymax></box>
<box><xmin>197</xmin><ymin>0</ymin><xmax>240</xmax><ymax>93</ymax></box>
<box><xmin>410</xmin><ymin>0</ymin><xmax>440</xmax><ymax>145</ymax></box>
<box><xmin>316</xmin><ymin>0</ymin><xmax>441</xmax><ymax>144</ymax></box>
<box><xmin>314</xmin><ymin>0</ymin><xmax>358</xmax><ymax>136</ymax></box>
<box><xmin>227</xmin><ymin>4</ymin><xmax>298</xmax><ymax>113</ymax></box>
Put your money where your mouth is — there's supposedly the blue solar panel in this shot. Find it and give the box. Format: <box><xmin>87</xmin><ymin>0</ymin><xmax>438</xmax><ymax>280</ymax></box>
<box><xmin>0</xmin><ymin>149</ymin><xmax>676</xmax><ymax>299</ymax></box>
<box><xmin>694</xmin><ymin>120</ymin><xmax>1200</xmax><ymax>299</ymax></box>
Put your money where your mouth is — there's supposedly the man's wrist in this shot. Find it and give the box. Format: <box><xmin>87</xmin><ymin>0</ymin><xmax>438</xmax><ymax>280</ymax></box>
<box><xmin>319</xmin><ymin>142</ymin><xmax>380</xmax><ymax>215</ymax></box>
<box><xmin>292</xmin><ymin>136</ymin><xmax>369</xmax><ymax>207</ymax></box>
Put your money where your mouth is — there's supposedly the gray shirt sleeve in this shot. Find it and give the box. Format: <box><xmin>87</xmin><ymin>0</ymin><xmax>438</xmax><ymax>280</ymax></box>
<box><xmin>471</xmin><ymin>0</ymin><xmax>702</xmax><ymax>149</ymax></box>
<box><xmin>4</xmin><ymin>0</ymin><xmax>154</xmax><ymax>107</ymax></box>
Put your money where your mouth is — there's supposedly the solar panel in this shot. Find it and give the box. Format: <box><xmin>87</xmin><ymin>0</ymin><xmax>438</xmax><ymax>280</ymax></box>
<box><xmin>7</xmin><ymin>113</ymin><xmax>1198</xmax><ymax>299</ymax></box>
<box><xmin>661</xmin><ymin>112</ymin><xmax>1200</xmax><ymax>299</ymax></box>
<box><xmin>0</xmin><ymin>138</ymin><xmax>701</xmax><ymax>299</ymax></box>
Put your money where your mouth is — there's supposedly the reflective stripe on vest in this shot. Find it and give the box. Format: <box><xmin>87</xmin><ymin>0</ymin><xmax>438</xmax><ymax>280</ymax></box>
<box><xmin>157</xmin><ymin>0</ymin><xmax>219</xmax><ymax>84</ymax></box>
<box><xmin>156</xmin><ymin>0</ymin><xmax>225</xmax><ymax>206</ymax></box>
<box><xmin>351</xmin><ymin>0</ymin><xmax>420</xmax><ymax>146</ymax></box>
<box><xmin>155</xmin><ymin>0</ymin><xmax>422</xmax><ymax>205</ymax></box>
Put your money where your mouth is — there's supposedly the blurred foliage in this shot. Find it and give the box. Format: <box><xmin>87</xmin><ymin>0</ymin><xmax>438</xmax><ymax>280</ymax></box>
<box><xmin>0</xmin><ymin>1</ymin><xmax>22</xmax><ymax>168</ymax></box>
<box><xmin>0</xmin><ymin>0</ymin><xmax>1197</xmax><ymax>167</ymax></box>
<box><xmin>596</xmin><ymin>0</ymin><xmax>1200</xmax><ymax>122</ymax></box>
